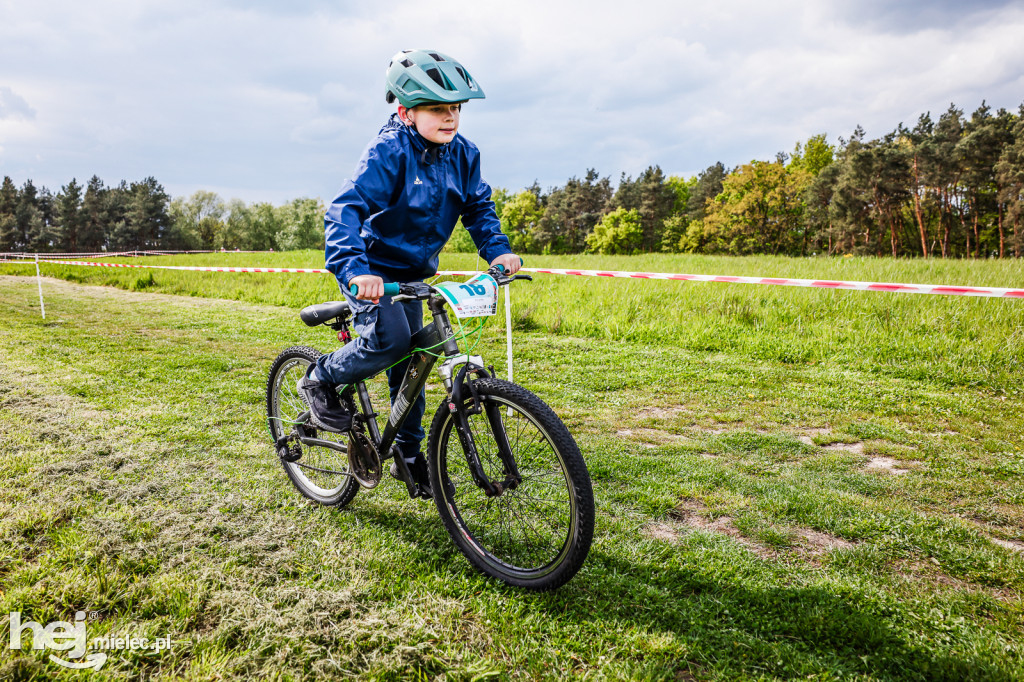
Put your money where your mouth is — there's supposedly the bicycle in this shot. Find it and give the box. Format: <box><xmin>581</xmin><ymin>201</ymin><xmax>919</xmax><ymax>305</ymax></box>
<box><xmin>265</xmin><ymin>266</ymin><xmax>594</xmax><ymax>590</ymax></box>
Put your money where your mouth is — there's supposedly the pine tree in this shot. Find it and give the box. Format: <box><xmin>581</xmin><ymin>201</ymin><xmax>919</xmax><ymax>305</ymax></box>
<box><xmin>105</xmin><ymin>181</ymin><xmax>134</xmax><ymax>251</ymax></box>
<box><xmin>607</xmin><ymin>166</ymin><xmax>676</xmax><ymax>251</ymax></box>
<box><xmin>126</xmin><ymin>177</ymin><xmax>170</xmax><ymax>249</ymax></box>
<box><xmin>80</xmin><ymin>176</ymin><xmax>108</xmax><ymax>251</ymax></box>
<box><xmin>686</xmin><ymin>162</ymin><xmax>727</xmax><ymax>225</ymax></box>
<box><xmin>0</xmin><ymin>176</ymin><xmax>18</xmax><ymax>251</ymax></box>
<box><xmin>534</xmin><ymin>170</ymin><xmax>611</xmax><ymax>253</ymax></box>
<box><xmin>28</xmin><ymin>186</ymin><xmax>59</xmax><ymax>251</ymax></box>
<box><xmin>14</xmin><ymin>180</ymin><xmax>41</xmax><ymax>252</ymax></box>
<box><xmin>56</xmin><ymin>179</ymin><xmax>84</xmax><ymax>251</ymax></box>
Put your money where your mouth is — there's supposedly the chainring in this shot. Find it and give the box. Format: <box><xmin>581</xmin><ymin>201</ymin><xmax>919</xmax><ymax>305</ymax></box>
<box><xmin>347</xmin><ymin>429</ymin><xmax>382</xmax><ymax>489</ymax></box>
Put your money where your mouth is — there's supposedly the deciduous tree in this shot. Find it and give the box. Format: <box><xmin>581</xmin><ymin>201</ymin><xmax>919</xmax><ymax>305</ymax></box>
<box><xmin>585</xmin><ymin>207</ymin><xmax>642</xmax><ymax>254</ymax></box>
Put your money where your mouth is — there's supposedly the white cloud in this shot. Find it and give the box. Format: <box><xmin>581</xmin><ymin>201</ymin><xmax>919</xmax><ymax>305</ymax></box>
<box><xmin>0</xmin><ymin>86</ymin><xmax>36</xmax><ymax>120</ymax></box>
<box><xmin>0</xmin><ymin>0</ymin><xmax>1022</xmax><ymax>200</ymax></box>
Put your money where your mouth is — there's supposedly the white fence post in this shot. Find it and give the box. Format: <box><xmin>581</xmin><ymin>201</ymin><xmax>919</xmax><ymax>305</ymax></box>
<box><xmin>35</xmin><ymin>254</ymin><xmax>45</xmax><ymax>319</ymax></box>
<box><xmin>504</xmin><ymin>284</ymin><xmax>513</xmax><ymax>383</ymax></box>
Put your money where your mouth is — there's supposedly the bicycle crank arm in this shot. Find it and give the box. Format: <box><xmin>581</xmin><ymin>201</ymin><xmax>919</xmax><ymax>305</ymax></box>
<box><xmin>388</xmin><ymin>444</ymin><xmax>420</xmax><ymax>499</ymax></box>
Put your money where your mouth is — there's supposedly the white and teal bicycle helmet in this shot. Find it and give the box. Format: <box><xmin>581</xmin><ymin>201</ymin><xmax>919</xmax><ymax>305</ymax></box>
<box><xmin>385</xmin><ymin>49</ymin><xmax>485</xmax><ymax>108</ymax></box>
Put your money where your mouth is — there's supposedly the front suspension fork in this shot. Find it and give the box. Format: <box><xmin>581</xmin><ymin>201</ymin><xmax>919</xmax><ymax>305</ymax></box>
<box><xmin>449</xmin><ymin>364</ymin><xmax>522</xmax><ymax>497</ymax></box>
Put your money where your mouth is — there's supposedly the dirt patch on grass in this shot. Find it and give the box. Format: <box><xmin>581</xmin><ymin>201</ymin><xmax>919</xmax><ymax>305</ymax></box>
<box><xmin>641</xmin><ymin>503</ymin><xmax>773</xmax><ymax>558</ymax></box>
<box><xmin>688</xmin><ymin>426</ymin><xmax>833</xmax><ymax>442</ymax></box>
<box><xmin>615</xmin><ymin>428</ymin><xmax>688</xmax><ymax>446</ymax></box>
<box><xmin>864</xmin><ymin>456</ymin><xmax>911</xmax><ymax>474</ymax></box>
<box><xmin>642</xmin><ymin>498</ymin><xmax>855</xmax><ymax>560</ymax></box>
<box><xmin>795</xmin><ymin>428</ymin><xmax>832</xmax><ymax>445</ymax></box>
<box><xmin>894</xmin><ymin>558</ymin><xmax>1021</xmax><ymax>602</ymax></box>
<box><xmin>823</xmin><ymin>441</ymin><xmax>865</xmax><ymax>454</ymax></box>
<box><xmin>793</xmin><ymin>528</ymin><xmax>854</xmax><ymax>554</ymax></box>
<box><xmin>689</xmin><ymin>426</ymin><xmax>730</xmax><ymax>435</ymax></box>
<box><xmin>989</xmin><ymin>537</ymin><xmax>1024</xmax><ymax>553</ymax></box>
<box><xmin>637</xmin><ymin>406</ymin><xmax>690</xmax><ymax>419</ymax></box>
<box><xmin>5</xmin><ymin>275</ymin><xmax>272</xmax><ymax>313</ymax></box>
<box><xmin>643</xmin><ymin>522</ymin><xmax>681</xmax><ymax>542</ymax></box>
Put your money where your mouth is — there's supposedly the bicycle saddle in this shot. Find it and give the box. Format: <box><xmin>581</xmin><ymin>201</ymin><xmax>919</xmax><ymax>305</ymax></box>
<box><xmin>299</xmin><ymin>301</ymin><xmax>351</xmax><ymax>327</ymax></box>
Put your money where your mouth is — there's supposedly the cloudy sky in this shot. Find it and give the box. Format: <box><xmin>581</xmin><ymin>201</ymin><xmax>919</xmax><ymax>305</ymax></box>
<box><xmin>2</xmin><ymin>0</ymin><xmax>1023</xmax><ymax>204</ymax></box>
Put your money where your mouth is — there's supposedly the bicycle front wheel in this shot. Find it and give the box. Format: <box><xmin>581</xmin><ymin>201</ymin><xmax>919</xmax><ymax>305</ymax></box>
<box><xmin>427</xmin><ymin>378</ymin><xmax>594</xmax><ymax>590</ymax></box>
<box><xmin>266</xmin><ymin>345</ymin><xmax>359</xmax><ymax>508</ymax></box>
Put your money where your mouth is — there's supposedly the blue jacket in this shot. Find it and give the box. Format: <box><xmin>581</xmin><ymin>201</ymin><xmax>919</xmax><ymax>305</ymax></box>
<box><xmin>325</xmin><ymin>114</ymin><xmax>512</xmax><ymax>286</ymax></box>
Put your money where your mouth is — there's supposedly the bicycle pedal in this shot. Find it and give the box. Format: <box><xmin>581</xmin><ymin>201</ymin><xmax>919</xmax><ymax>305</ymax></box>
<box><xmin>277</xmin><ymin>441</ymin><xmax>302</xmax><ymax>463</ymax></box>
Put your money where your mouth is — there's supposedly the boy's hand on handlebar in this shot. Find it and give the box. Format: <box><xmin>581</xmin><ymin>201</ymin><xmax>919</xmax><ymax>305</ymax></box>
<box><xmin>490</xmin><ymin>253</ymin><xmax>521</xmax><ymax>275</ymax></box>
<box><xmin>349</xmin><ymin>275</ymin><xmax>384</xmax><ymax>303</ymax></box>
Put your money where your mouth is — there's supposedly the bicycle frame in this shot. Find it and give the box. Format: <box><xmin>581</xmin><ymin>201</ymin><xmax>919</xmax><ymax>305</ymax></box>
<box><xmin>321</xmin><ymin>291</ymin><xmax>518</xmax><ymax>499</ymax></box>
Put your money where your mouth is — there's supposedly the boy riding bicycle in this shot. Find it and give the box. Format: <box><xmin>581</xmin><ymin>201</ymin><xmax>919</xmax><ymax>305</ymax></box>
<box><xmin>298</xmin><ymin>49</ymin><xmax>520</xmax><ymax>498</ymax></box>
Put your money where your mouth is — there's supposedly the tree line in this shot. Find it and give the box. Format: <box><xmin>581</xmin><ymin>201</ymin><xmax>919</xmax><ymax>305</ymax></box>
<box><xmin>461</xmin><ymin>100</ymin><xmax>1023</xmax><ymax>258</ymax></box>
<box><xmin>4</xmin><ymin>99</ymin><xmax>1022</xmax><ymax>258</ymax></box>
<box><xmin>0</xmin><ymin>176</ymin><xmax>326</xmax><ymax>253</ymax></box>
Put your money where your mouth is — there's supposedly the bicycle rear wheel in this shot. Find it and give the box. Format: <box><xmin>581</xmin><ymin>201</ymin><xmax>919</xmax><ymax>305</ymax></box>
<box><xmin>427</xmin><ymin>378</ymin><xmax>594</xmax><ymax>590</ymax></box>
<box><xmin>266</xmin><ymin>345</ymin><xmax>359</xmax><ymax>507</ymax></box>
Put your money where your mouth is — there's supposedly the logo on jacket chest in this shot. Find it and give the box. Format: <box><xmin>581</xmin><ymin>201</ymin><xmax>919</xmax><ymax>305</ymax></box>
<box><xmin>414</xmin><ymin>175</ymin><xmax>423</xmax><ymax>185</ymax></box>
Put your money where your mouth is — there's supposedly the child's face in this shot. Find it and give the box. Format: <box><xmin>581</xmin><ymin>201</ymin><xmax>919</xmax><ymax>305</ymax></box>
<box><xmin>403</xmin><ymin>102</ymin><xmax>463</xmax><ymax>144</ymax></box>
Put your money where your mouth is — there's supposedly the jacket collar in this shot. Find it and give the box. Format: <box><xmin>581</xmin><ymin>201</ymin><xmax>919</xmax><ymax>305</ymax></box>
<box><xmin>383</xmin><ymin>113</ymin><xmax>450</xmax><ymax>164</ymax></box>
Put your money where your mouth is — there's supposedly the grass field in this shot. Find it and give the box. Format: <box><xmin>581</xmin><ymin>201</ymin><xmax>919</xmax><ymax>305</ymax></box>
<box><xmin>1</xmin><ymin>253</ymin><xmax>1022</xmax><ymax>680</ymax></box>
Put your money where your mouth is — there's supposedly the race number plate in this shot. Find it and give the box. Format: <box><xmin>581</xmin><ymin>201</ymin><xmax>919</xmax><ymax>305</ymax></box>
<box><xmin>435</xmin><ymin>273</ymin><xmax>499</xmax><ymax>319</ymax></box>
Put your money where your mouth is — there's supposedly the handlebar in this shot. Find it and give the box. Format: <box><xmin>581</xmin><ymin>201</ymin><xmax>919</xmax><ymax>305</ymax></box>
<box><xmin>349</xmin><ymin>259</ymin><xmax>528</xmax><ymax>300</ymax></box>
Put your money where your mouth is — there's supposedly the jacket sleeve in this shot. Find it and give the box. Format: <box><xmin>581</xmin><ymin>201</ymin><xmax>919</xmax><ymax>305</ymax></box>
<box><xmin>324</xmin><ymin>138</ymin><xmax>402</xmax><ymax>287</ymax></box>
<box><xmin>460</xmin><ymin>151</ymin><xmax>513</xmax><ymax>264</ymax></box>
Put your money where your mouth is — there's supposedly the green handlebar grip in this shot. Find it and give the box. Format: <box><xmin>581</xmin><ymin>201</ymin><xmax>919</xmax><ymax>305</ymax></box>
<box><xmin>495</xmin><ymin>258</ymin><xmax>524</xmax><ymax>275</ymax></box>
<box><xmin>349</xmin><ymin>283</ymin><xmax>401</xmax><ymax>296</ymax></box>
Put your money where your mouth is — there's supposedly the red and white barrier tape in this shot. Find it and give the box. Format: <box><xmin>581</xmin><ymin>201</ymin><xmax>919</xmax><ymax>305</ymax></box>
<box><xmin>0</xmin><ymin>249</ymin><xmax>272</xmax><ymax>259</ymax></box>
<box><xmin>523</xmin><ymin>268</ymin><xmax>1024</xmax><ymax>299</ymax></box>
<box><xmin>2</xmin><ymin>259</ymin><xmax>1022</xmax><ymax>299</ymax></box>
<box><xmin>23</xmin><ymin>259</ymin><xmax>330</xmax><ymax>273</ymax></box>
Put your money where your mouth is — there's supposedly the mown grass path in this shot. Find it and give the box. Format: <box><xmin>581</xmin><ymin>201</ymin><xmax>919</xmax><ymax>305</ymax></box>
<box><xmin>1</xmin><ymin>273</ymin><xmax>1022</xmax><ymax>681</ymax></box>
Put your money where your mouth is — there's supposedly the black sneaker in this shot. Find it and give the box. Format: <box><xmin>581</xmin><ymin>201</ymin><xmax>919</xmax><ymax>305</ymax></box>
<box><xmin>390</xmin><ymin>452</ymin><xmax>432</xmax><ymax>499</ymax></box>
<box><xmin>296</xmin><ymin>367</ymin><xmax>352</xmax><ymax>433</ymax></box>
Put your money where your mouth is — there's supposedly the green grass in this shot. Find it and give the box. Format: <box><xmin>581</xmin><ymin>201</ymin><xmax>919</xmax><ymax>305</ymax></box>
<box><xmin>6</xmin><ymin>251</ymin><xmax>1022</xmax><ymax>395</ymax></box>
<box><xmin>0</xmin><ymin>253</ymin><xmax>1022</xmax><ymax>680</ymax></box>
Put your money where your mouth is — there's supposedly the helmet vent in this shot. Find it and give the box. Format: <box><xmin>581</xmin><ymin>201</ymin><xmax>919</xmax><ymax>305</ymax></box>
<box><xmin>425</xmin><ymin>67</ymin><xmax>446</xmax><ymax>88</ymax></box>
<box><xmin>455</xmin><ymin>66</ymin><xmax>473</xmax><ymax>87</ymax></box>
<box><xmin>429</xmin><ymin>52</ymin><xmax>444</xmax><ymax>61</ymax></box>
<box><xmin>400</xmin><ymin>59</ymin><xmax>414</xmax><ymax>68</ymax></box>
